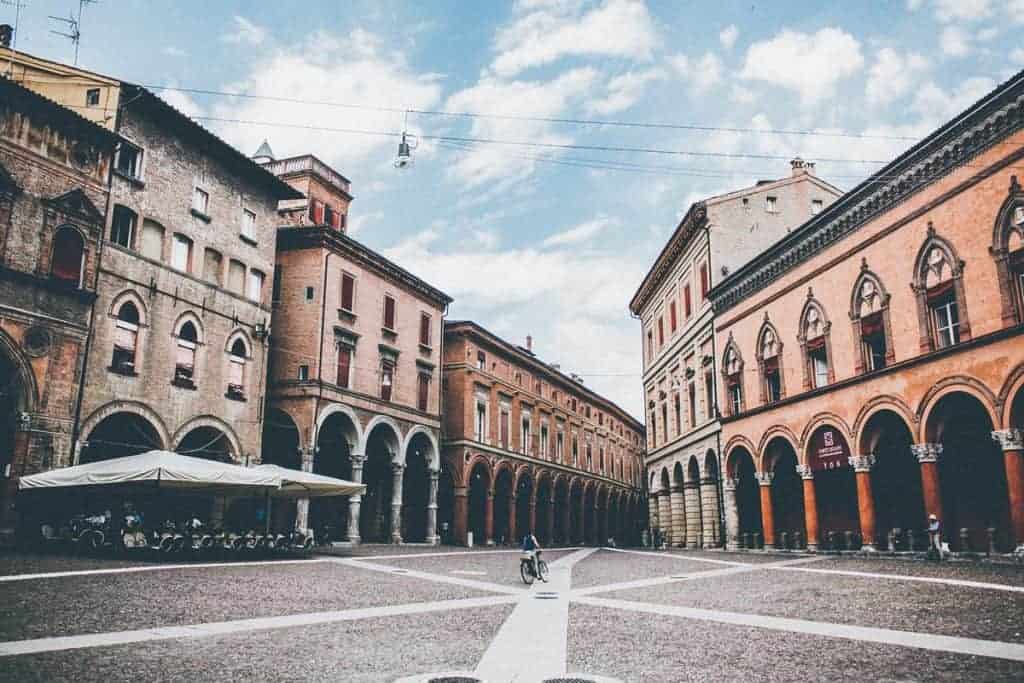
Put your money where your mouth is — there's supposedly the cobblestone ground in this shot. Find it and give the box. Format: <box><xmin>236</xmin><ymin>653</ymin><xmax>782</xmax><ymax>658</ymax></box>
<box><xmin>0</xmin><ymin>547</ymin><xmax>1021</xmax><ymax>682</ymax></box>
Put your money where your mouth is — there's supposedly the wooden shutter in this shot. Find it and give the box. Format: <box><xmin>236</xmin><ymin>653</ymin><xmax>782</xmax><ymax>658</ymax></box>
<box><xmin>684</xmin><ymin>285</ymin><xmax>692</xmax><ymax>317</ymax></box>
<box><xmin>341</xmin><ymin>274</ymin><xmax>355</xmax><ymax>311</ymax></box>
<box><xmin>669</xmin><ymin>302</ymin><xmax>677</xmax><ymax>331</ymax></box>
<box><xmin>418</xmin><ymin>374</ymin><xmax>429</xmax><ymax>411</ymax></box>
<box><xmin>700</xmin><ymin>263</ymin><xmax>709</xmax><ymax>298</ymax></box>
<box><xmin>337</xmin><ymin>346</ymin><xmax>351</xmax><ymax>388</ymax></box>
<box><xmin>420</xmin><ymin>313</ymin><xmax>431</xmax><ymax>346</ymax></box>
<box><xmin>384</xmin><ymin>296</ymin><xmax>396</xmax><ymax>329</ymax></box>
<box><xmin>311</xmin><ymin>200</ymin><xmax>325</xmax><ymax>224</ymax></box>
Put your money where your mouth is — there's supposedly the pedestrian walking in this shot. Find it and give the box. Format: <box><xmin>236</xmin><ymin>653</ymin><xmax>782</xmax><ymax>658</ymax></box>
<box><xmin>927</xmin><ymin>513</ymin><xmax>942</xmax><ymax>560</ymax></box>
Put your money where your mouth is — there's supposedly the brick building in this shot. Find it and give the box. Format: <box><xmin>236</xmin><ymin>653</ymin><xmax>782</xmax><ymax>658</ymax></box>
<box><xmin>711</xmin><ymin>70</ymin><xmax>1024</xmax><ymax>554</ymax></box>
<box><xmin>629</xmin><ymin>160</ymin><xmax>841</xmax><ymax>549</ymax></box>
<box><xmin>259</xmin><ymin>149</ymin><xmax>453</xmax><ymax>544</ymax></box>
<box><xmin>0</xmin><ymin>78</ymin><xmax>117</xmax><ymax>535</ymax></box>
<box><xmin>441</xmin><ymin>321</ymin><xmax>646</xmax><ymax>547</ymax></box>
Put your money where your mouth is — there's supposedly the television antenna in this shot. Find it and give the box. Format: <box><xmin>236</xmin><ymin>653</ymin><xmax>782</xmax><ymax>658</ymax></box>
<box><xmin>0</xmin><ymin>0</ymin><xmax>27</xmax><ymax>49</ymax></box>
<box><xmin>48</xmin><ymin>0</ymin><xmax>97</xmax><ymax>65</ymax></box>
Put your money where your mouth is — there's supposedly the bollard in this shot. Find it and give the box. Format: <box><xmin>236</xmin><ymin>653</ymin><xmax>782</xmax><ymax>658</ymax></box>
<box><xmin>780</xmin><ymin>531</ymin><xmax>789</xmax><ymax>550</ymax></box>
<box><xmin>891</xmin><ymin>528</ymin><xmax>901</xmax><ymax>552</ymax></box>
<box><xmin>987</xmin><ymin>528</ymin><xmax>997</xmax><ymax>556</ymax></box>
<box><xmin>960</xmin><ymin>528</ymin><xmax>970</xmax><ymax>553</ymax></box>
<box><xmin>753</xmin><ymin>531</ymin><xmax>762</xmax><ymax>549</ymax></box>
<box><xmin>907</xmin><ymin>529</ymin><xmax>916</xmax><ymax>552</ymax></box>
<box><xmin>793</xmin><ymin>530</ymin><xmax>803</xmax><ymax>550</ymax></box>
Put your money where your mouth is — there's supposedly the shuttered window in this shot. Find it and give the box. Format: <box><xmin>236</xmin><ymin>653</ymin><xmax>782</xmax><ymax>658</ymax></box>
<box><xmin>383</xmin><ymin>295</ymin><xmax>396</xmax><ymax>330</ymax></box>
<box><xmin>417</xmin><ymin>374</ymin><xmax>430</xmax><ymax>412</ymax></box>
<box><xmin>419</xmin><ymin>313</ymin><xmax>431</xmax><ymax>346</ymax></box>
<box><xmin>341</xmin><ymin>273</ymin><xmax>355</xmax><ymax>311</ymax></box>
<box><xmin>336</xmin><ymin>345</ymin><xmax>351</xmax><ymax>388</ymax></box>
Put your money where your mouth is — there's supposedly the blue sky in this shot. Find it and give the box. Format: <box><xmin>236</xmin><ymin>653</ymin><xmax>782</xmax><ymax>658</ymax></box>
<box><xmin>6</xmin><ymin>0</ymin><xmax>1023</xmax><ymax>418</ymax></box>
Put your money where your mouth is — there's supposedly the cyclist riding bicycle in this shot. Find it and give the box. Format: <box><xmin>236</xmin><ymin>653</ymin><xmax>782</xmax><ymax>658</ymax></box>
<box><xmin>521</xmin><ymin>532</ymin><xmax>546</xmax><ymax>582</ymax></box>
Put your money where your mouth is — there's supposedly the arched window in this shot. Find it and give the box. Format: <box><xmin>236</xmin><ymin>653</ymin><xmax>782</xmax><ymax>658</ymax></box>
<box><xmin>722</xmin><ymin>339</ymin><xmax>744</xmax><ymax>416</ymax></box>
<box><xmin>173</xmin><ymin>319</ymin><xmax>200</xmax><ymax>387</ymax></box>
<box><xmin>797</xmin><ymin>295</ymin><xmax>833</xmax><ymax>391</ymax></box>
<box><xmin>572</xmin><ymin>434</ymin><xmax>579</xmax><ymax>466</ymax></box>
<box><xmin>51</xmin><ymin>227</ymin><xmax>84</xmax><ymax>286</ymax></box>
<box><xmin>850</xmin><ymin>262</ymin><xmax>894</xmax><ymax>374</ymax></box>
<box><xmin>111</xmin><ymin>301</ymin><xmax>139</xmax><ymax>374</ymax></box>
<box><xmin>991</xmin><ymin>176</ymin><xmax>1024</xmax><ymax>325</ymax></box>
<box><xmin>912</xmin><ymin>226</ymin><xmax>970</xmax><ymax>351</ymax></box>
<box><xmin>755</xmin><ymin>318</ymin><xmax>785</xmax><ymax>404</ymax></box>
<box><xmin>227</xmin><ymin>337</ymin><xmax>247</xmax><ymax>400</ymax></box>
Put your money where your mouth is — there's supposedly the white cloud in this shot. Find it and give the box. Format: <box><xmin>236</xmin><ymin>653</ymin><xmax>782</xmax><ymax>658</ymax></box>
<box><xmin>222</xmin><ymin>16</ymin><xmax>267</xmax><ymax>46</ymax></box>
<box><xmin>586</xmin><ymin>68</ymin><xmax>665</xmax><ymax>115</ymax></box>
<box><xmin>933</xmin><ymin>0</ymin><xmax>992</xmax><ymax>22</ymax></box>
<box><xmin>162</xmin><ymin>46</ymin><xmax>187</xmax><ymax>58</ymax></box>
<box><xmin>729</xmin><ymin>84</ymin><xmax>756</xmax><ymax>105</ymax></box>
<box><xmin>542</xmin><ymin>216</ymin><xmax>614</xmax><ymax>247</ymax></box>
<box><xmin>210</xmin><ymin>29</ymin><xmax>442</xmax><ymax>170</ymax></box>
<box><xmin>739</xmin><ymin>28</ymin><xmax>864</xmax><ymax>106</ymax></box>
<box><xmin>158</xmin><ymin>87</ymin><xmax>203</xmax><ymax>118</ymax></box>
<box><xmin>1011</xmin><ymin>47</ymin><xmax>1024</xmax><ymax>65</ymax></box>
<box><xmin>667</xmin><ymin>51</ymin><xmax>723</xmax><ymax>95</ymax></box>
<box><xmin>1010</xmin><ymin>0</ymin><xmax>1024</xmax><ymax>23</ymax></box>
<box><xmin>490</xmin><ymin>0</ymin><xmax>659</xmax><ymax>77</ymax></box>
<box><xmin>906</xmin><ymin>0</ymin><xmax>924</xmax><ymax>9</ymax></box>
<box><xmin>912</xmin><ymin>76</ymin><xmax>997</xmax><ymax>123</ymax></box>
<box><xmin>866</xmin><ymin>48</ymin><xmax>929</xmax><ymax>105</ymax></box>
<box><xmin>719</xmin><ymin>24</ymin><xmax>739</xmax><ymax>50</ymax></box>
<box><xmin>940</xmin><ymin>26</ymin><xmax>971</xmax><ymax>56</ymax></box>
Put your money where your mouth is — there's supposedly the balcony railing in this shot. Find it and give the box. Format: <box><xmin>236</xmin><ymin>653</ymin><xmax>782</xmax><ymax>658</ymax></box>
<box><xmin>262</xmin><ymin>155</ymin><xmax>350</xmax><ymax>194</ymax></box>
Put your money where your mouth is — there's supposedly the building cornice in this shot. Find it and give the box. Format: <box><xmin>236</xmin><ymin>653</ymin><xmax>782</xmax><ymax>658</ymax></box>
<box><xmin>629</xmin><ymin>202</ymin><xmax>707</xmax><ymax>314</ymax></box>
<box><xmin>709</xmin><ymin>69</ymin><xmax>1024</xmax><ymax>315</ymax></box>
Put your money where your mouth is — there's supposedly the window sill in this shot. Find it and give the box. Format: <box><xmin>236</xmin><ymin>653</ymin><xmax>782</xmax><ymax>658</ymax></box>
<box><xmin>113</xmin><ymin>169</ymin><xmax>145</xmax><ymax>189</ymax></box>
<box><xmin>225</xmin><ymin>391</ymin><xmax>247</xmax><ymax>402</ymax></box>
<box><xmin>171</xmin><ymin>377</ymin><xmax>196</xmax><ymax>390</ymax></box>
<box><xmin>418</xmin><ymin>343</ymin><xmax>433</xmax><ymax>354</ymax></box>
<box><xmin>381</xmin><ymin>327</ymin><xmax>398</xmax><ymax>341</ymax></box>
<box><xmin>108</xmin><ymin>365</ymin><xmax>137</xmax><ymax>377</ymax></box>
<box><xmin>338</xmin><ymin>308</ymin><xmax>357</xmax><ymax>323</ymax></box>
<box><xmin>239</xmin><ymin>233</ymin><xmax>257</xmax><ymax>246</ymax></box>
<box><xmin>190</xmin><ymin>208</ymin><xmax>212</xmax><ymax>223</ymax></box>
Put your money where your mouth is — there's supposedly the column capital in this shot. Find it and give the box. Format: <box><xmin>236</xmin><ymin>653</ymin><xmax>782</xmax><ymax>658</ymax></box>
<box><xmin>723</xmin><ymin>477</ymin><xmax>738</xmax><ymax>492</ymax></box>
<box><xmin>755</xmin><ymin>472</ymin><xmax>774</xmax><ymax>486</ymax></box>
<box><xmin>911</xmin><ymin>443</ymin><xmax>943</xmax><ymax>463</ymax></box>
<box><xmin>391</xmin><ymin>462</ymin><xmax>406</xmax><ymax>474</ymax></box>
<box><xmin>670</xmin><ymin>483</ymin><xmax>683</xmax><ymax>493</ymax></box>
<box><xmin>429</xmin><ymin>469</ymin><xmax>440</xmax><ymax>481</ymax></box>
<box><xmin>992</xmin><ymin>429</ymin><xmax>1024</xmax><ymax>451</ymax></box>
<box><xmin>795</xmin><ymin>464</ymin><xmax>814</xmax><ymax>480</ymax></box>
<box><xmin>848</xmin><ymin>454</ymin><xmax>876</xmax><ymax>473</ymax></box>
<box><xmin>350</xmin><ymin>452</ymin><xmax>367</xmax><ymax>466</ymax></box>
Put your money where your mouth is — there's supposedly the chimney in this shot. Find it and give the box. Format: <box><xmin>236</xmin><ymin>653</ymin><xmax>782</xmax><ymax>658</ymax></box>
<box><xmin>526</xmin><ymin>335</ymin><xmax>532</xmax><ymax>352</ymax></box>
<box><xmin>791</xmin><ymin>157</ymin><xmax>815</xmax><ymax>177</ymax></box>
<box><xmin>0</xmin><ymin>25</ymin><xmax>13</xmax><ymax>49</ymax></box>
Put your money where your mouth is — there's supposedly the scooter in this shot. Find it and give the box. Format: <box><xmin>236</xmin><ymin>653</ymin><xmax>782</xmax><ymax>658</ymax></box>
<box><xmin>121</xmin><ymin>512</ymin><xmax>148</xmax><ymax>551</ymax></box>
<box><xmin>152</xmin><ymin>520</ymin><xmax>184</xmax><ymax>554</ymax></box>
<box><xmin>183</xmin><ymin>517</ymin><xmax>214</xmax><ymax>553</ymax></box>
<box><xmin>69</xmin><ymin>511</ymin><xmax>113</xmax><ymax>553</ymax></box>
<box><xmin>281</xmin><ymin>527</ymin><xmax>315</xmax><ymax>554</ymax></box>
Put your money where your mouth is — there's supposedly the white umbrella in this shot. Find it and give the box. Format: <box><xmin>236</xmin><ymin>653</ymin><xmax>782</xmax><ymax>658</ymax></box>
<box><xmin>254</xmin><ymin>464</ymin><xmax>365</xmax><ymax>498</ymax></box>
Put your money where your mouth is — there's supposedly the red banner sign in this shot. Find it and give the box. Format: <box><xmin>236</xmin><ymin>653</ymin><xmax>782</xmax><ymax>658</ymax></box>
<box><xmin>808</xmin><ymin>426</ymin><xmax>850</xmax><ymax>472</ymax></box>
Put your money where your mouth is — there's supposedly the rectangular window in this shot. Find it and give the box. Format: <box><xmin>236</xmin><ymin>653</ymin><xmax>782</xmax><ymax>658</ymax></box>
<box><xmin>247</xmin><ymin>269</ymin><xmax>264</xmax><ymax>302</ymax></box>
<box><xmin>272</xmin><ymin>267</ymin><xmax>283</xmax><ymax>305</ymax></box>
<box><xmin>728</xmin><ymin>380</ymin><xmax>742</xmax><ymax>415</ymax></box>
<box><xmin>646</xmin><ymin>330</ymin><xmax>654</xmax><ymax>361</ymax></box>
<box><xmin>809</xmin><ymin>345</ymin><xmax>829</xmax><ymax>388</ymax></box>
<box><xmin>171</xmin><ymin>234</ymin><xmax>192</xmax><ymax>272</ymax></box>
<box><xmin>477</xmin><ymin>351</ymin><xmax>486</xmax><ymax>370</ymax></box>
<box><xmin>192</xmin><ymin>187</ymin><xmax>209</xmax><ymax>215</ymax></box>
<box><xmin>684</xmin><ymin>285</ymin><xmax>692</xmax><ymax>317</ymax></box>
<box><xmin>704</xmin><ymin>371</ymin><xmax>715</xmax><ymax>420</ymax></box>
<box><xmin>383</xmin><ymin>295</ymin><xmax>396</xmax><ymax>330</ymax></box>
<box><xmin>309</xmin><ymin>200</ymin><xmax>324</xmax><ymax>224</ymax></box>
<box><xmin>765</xmin><ymin>360</ymin><xmax>781</xmax><ymax>403</ymax></box>
<box><xmin>420</xmin><ymin>313</ymin><xmax>432</xmax><ymax>346</ymax></box>
<box><xmin>860</xmin><ymin>313</ymin><xmax>886</xmax><ymax>371</ymax></box>
<box><xmin>500</xmin><ymin>409</ymin><xmax>510</xmax><ymax>448</ymax></box>
<box><xmin>417</xmin><ymin>374</ymin><xmax>430</xmax><ymax>412</ymax></box>
<box><xmin>688</xmin><ymin>381</ymin><xmax>697</xmax><ymax>427</ymax></box>
<box><xmin>305</xmin><ymin>286</ymin><xmax>315</xmax><ymax>302</ymax></box>
<box><xmin>700</xmin><ymin>263</ymin><xmax>709</xmax><ymax>300</ymax></box>
<box><xmin>674</xmin><ymin>394</ymin><xmax>682</xmax><ymax>435</ymax></box>
<box><xmin>931</xmin><ymin>293</ymin><xmax>960</xmax><ymax>348</ymax></box>
<box><xmin>336</xmin><ymin>345</ymin><xmax>351</xmax><ymax>388</ymax></box>
<box><xmin>380</xmin><ymin>363</ymin><xmax>394</xmax><ymax>401</ymax></box>
<box><xmin>110</xmin><ymin>206</ymin><xmax>136</xmax><ymax>248</ymax></box>
<box><xmin>540</xmin><ymin>424</ymin><xmax>549</xmax><ymax>458</ymax></box>
<box><xmin>116</xmin><ymin>142</ymin><xmax>141</xmax><ymax>178</ymax></box>
<box><xmin>521</xmin><ymin>416</ymin><xmax>531</xmax><ymax>454</ymax></box>
<box><xmin>323</xmin><ymin>205</ymin><xmax>335</xmax><ymax>229</ymax></box>
<box><xmin>140</xmin><ymin>219</ymin><xmax>163</xmax><ymax>260</ymax></box>
<box><xmin>766</xmin><ymin>196</ymin><xmax>778</xmax><ymax>213</ymax></box>
<box><xmin>649</xmin><ymin>415</ymin><xmax>656</xmax><ymax>448</ymax></box>
<box><xmin>475</xmin><ymin>402</ymin><xmax>487</xmax><ymax>442</ymax></box>
<box><xmin>661</xmin><ymin>403</ymin><xmax>668</xmax><ymax>441</ymax></box>
<box><xmin>241</xmin><ymin>209</ymin><xmax>256</xmax><ymax>240</ymax></box>
<box><xmin>340</xmin><ymin>273</ymin><xmax>355</xmax><ymax>312</ymax></box>
<box><xmin>86</xmin><ymin>88</ymin><xmax>100</xmax><ymax>106</ymax></box>
<box><xmin>556</xmin><ymin>431</ymin><xmax>564</xmax><ymax>462</ymax></box>
<box><xmin>657</xmin><ymin>317</ymin><xmax>664</xmax><ymax>347</ymax></box>
<box><xmin>811</xmin><ymin>199</ymin><xmax>823</xmax><ymax>215</ymax></box>
<box><xmin>298</xmin><ymin>365</ymin><xmax>309</xmax><ymax>381</ymax></box>
<box><xmin>203</xmin><ymin>248</ymin><xmax>223</xmax><ymax>285</ymax></box>
<box><xmin>228</xmin><ymin>259</ymin><xmax>246</xmax><ymax>294</ymax></box>
<box><xmin>669</xmin><ymin>302</ymin><xmax>678</xmax><ymax>333</ymax></box>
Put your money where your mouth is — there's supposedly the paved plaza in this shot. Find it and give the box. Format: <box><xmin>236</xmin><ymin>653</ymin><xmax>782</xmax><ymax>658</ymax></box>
<box><xmin>0</xmin><ymin>548</ymin><xmax>1022</xmax><ymax>682</ymax></box>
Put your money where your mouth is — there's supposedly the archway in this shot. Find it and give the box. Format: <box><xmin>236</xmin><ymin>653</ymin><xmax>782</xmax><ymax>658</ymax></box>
<box><xmin>583</xmin><ymin>483</ymin><xmax>597</xmax><ymax>545</ymax></box>
<box><xmin>687</xmin><ymin>457</ymin><xmax>703</xmax><ymax>548</ymax></box>
<box><xmin>569</xmin><ymin>479</ymin><xmax>584</xmax><ymax>544</ymax></box>
<box><xmin>515</xmin><ymin>472</ymin><xmax>533</xmax><ymax>541</ymax></box>
<box><xmin>311</xmin><ymin>410</ymin><xmax>357</xmax><ymax>541</ymax></box>
<box><xmin>860</xmin><ymin>410</ymin><xmax>922</xmax><ymax>546</ymax></box>
<box><xmin>401</xmin><ymin>431</ymin><xmax>434</xmax><ymax>543</ymax></box>
<box><xmin>467</xmin><ymin>461</ymin><xmax>490</xmax><ymax>545</ymax></box>
<box><xmin>493</xmin><ymin>466</ymin><xmax>514</xmax><ymax>545</ymax></box>
<box><xmin>437</xmin><ymin>463</ymin><xmax>455</xmax><ymax>544</ymax></box>
<box><xmin>262</xmin><ymin>409</ymin><xmax>303</xmax><ymax>534</ymax></box>
<box><xmin>728</xmin><ymin>447</ymin><xmax>762</xmax><ymax>546</ymax></box>
<box><xmin>535</xmin><ymin>474</ymin><xmax>553</xmax><ymax>544</ymax></box>
<box><xmin>360</xmin><ymin>422</ymin><xmax>400</xmax><ymax>543</ymax></box>
<box><xmin>554</xmin><ymin>477</ymin><xmax>570</xmax><ymax>544</ymax></box>
<box><xmin>766</xmin><ymin>437</ymin><xmax>804</xmax><ymax>548</ymax></box>
<box><xmin>927</xmin><ymin>392</ymin><xmax>1009</xmax><ymax>551</ymax></box>
<box><xmin>0</xmin><ymin>347</ymin><xmax>27</xmax><ymax>479</ymax></box>
<box><xmin>176</xmin><ymin>426</ymin><xmax>234</xmax><ymax>462</ymax></box>
<box><xmin>607</xmin><ymin>491</ymin><xmax>619</xmax><ymax>544</ymax></box>
<box><xmin>806</xmin><ymin>425</ymin><xmax>859</xmax><ymax>548</ymax></box>
<box><xmin>81</xmin><ymin>412</ymin><xmax>163</xmax><ymax>464</ymax></box>
<box><xmin>704</xmin><ymin>451</ymin><xmax>722</xmax><ymax>547</ymax></box>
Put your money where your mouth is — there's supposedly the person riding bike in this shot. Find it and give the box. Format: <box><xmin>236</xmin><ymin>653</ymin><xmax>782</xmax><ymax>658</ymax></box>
<box><xmin>521</xmin><ymin>532</ymin><xmax>546</xmax><ymax>582</ymax></box>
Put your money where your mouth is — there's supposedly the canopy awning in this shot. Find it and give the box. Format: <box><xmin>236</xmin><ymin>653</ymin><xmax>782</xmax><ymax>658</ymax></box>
<box><xmin>18</xmin><ymin>450</ymin><xmax>279</xmax><ymax>495</ymax></box>
<box><xmin>254</xmin><ymin>464</ymin><xmax>365</xmax><ymax>499</ymax></box>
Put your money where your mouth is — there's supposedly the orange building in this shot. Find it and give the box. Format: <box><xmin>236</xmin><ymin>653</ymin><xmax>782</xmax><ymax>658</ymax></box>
<box><xmin>711</xmin><ymin>71</ymin><xmax>1024</xmax><ymax>554</ymax></box>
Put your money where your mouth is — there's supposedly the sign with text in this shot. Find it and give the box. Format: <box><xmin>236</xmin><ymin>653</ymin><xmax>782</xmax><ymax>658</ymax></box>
<box><xmin>808</xmin><ymin>426</ymin><xmax>850</xmax><ymax>472</ymax></box>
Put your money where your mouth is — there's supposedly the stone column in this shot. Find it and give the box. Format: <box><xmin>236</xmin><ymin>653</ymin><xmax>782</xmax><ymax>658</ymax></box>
<box><xmin>684</xmin><ymin>481</ymin><xmax>701</xmax><ymax>549</ymax></box>
<box><xmin>756</xmin><ymin>472</ymin><xmax>775</xmax><ymax>549</ymax></box>
<box><xmin>849</xmin><ymin>454</ymin><xmax>878</xmax><ymax>551</ymax></box>
<box><xmin>390</xmin><ymin>462</ymin><xmax>404</xmax><ymax>544</ymax></box>
<box><xmin>453</xmin><ymin>487</ymin><xmax>468</xmax><ymax>545</ymax></box>
<box><xmin>347</xmin><ymin>453</ymin><xmax>366</xmax><ymax>544</ymax></box>
<box><xmin>648</xmin><ymin>491</ymin><xmax>659</xmax><ymax>534</ymax></box>
<box><xmin>992</xmin><ymin>429</ymin><xmax>1024</xmax><ymax>548</ymax></box>
<box><xmin>669</xmin><ymin>484</ymin><xmax>686</xmax><ymax>547</ymax></box>
<box><xmin>295</xmin><ymin>447</ymin><xmax>315</xmax><ymax>531</ymax></box>
<box><xmin>795</xmin><ymin>464</ymin><xmax>818</xmax><ymax>551</ymax></box>
<box><xmin>426</xmin><ymin>469</ymin><xmax>439</xmax><ymax>546</ymax></box>
<box><xmin>912</xmin><ymin>443</ymin><xmax>943</xmax><ymax>527</ymax></box>
<box><xmin>700</xmin><ymin>477</ymin><xmax>720</xmax><ymax>547</ymax></box>
<box><xmin>657</xmin><ymin>491</ymin><xmax>671</xmax><ymax>544</ymax></box>
<box><xmin>484</xmin><ymin>490</ymin><xmax>495</xmax><ymax>545</ymax></box>
<box><xmin>723</xmin><ymin>478</ymin><xmax>739</xmax><ymax>550</ymax></box>
<box><xmin>507</xmin><ymin>493</ymin><xmax>517</xmax><ymax>545</ymax></box>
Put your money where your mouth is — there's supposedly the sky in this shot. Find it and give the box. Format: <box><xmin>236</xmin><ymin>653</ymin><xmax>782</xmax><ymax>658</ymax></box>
<box><xmin>5</xmin><ymin>0</ymin><xmax>1023</xmax><ymax>419</ymax></box>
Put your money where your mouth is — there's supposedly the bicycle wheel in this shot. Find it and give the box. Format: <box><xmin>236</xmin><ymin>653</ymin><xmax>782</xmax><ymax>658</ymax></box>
<box><xmin>537</xmin><ymin>560</ymin><xmax>549</xmax><ymax>581</ymax></box>
<box><xmin>520</xmin><ymin>561</ymin><xmax>534</xmax><ymax>585</ymax></box>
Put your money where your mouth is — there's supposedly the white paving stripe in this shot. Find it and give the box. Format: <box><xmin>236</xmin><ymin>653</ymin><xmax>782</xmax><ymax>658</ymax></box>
<box><xmin>351</xmin><ymin>547</ymin><xmax>586</xmax><ymax>561</ymax></box>
<box><xmin>474</xmin><ymin>547</ymin><xmax>598</xmax><ymax>683</ymax></box>
<box><xmin>603</xmin><ymin>547</ymin><xmax>753</xmax><ymax>566</ymax></box>
<box><xmin>772</xmin><ymin>565</ymin><xmax>1024</xmax><ymax>593</ymax></box>
<box><xmin>333</xmin><ymin>557</ymin><xmax>525</xmax><ymax>595</ymax></box>
<box><xmin>0</xmin><ymin>558</ymin><xmax>331</xmax><ymax>583</ymax></box>
<box><xmin>0</xmin><ymin>595</ymin><xmax>519</xmax><ymax>657</ymax></box>
<box><xmin>576</xmin><ymin>595</ymin><xmax>1024</xmax><ymax>662</ymax></box>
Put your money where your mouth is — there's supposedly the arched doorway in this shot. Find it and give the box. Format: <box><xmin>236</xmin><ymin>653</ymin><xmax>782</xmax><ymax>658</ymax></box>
<box><xmin>535</xmin><ymin>474</ymin><xmax>553</xmax><ymax>544</ymax></box>
<box><xmin>493</xmin><ymin>466</ymin><xmax>514</xmax><ymax>545</ymax></box>
<box><xmin>401</xmin><ymin>432</ymin><xmax>433</xmax><ymax>543</ymax></box>
<box><xmin>515</xmin><ymin>472</ymin><xmax>533</xmax><ymax>541</ymax></box>
<box><xmin>0</xmin><ymin>347</ymin><xmax>27</xmax><ymax>479</ymax></box>
<box><xmin>311</xmin><ymin>410</ymin><xmax>357</xmax><ymax>541</ymax></box>
<box><xmin>570</xmin><ymin>479</ymin><xmax>584</xmax><ymax>544</ymax></box>
<box><xmin>360</xmin><ymin>422</ymin><xmax>400</xmax><ymax>543</ymax></box>
<box><xmin>728</xmin><ymin>447</ymin><xmax>762</xmax><ymax>547</ymax></box>
<box><xmin>860</xmin><ymin>410</ymin><xmax>921</xmax><ymax>547</ymax></box>
<box><xmin>607</xmin><ymin>491</ymin><xmax>619</xmax><ymax>544</ymax></box>
<box><xmin>687</xmin><ymin>457</ymin><xmax>703</xmax><ymax>548</ymax></box>
<box><xmin>806</xmin><ymin>425</ymin><xmax>859</xmax><ymax>548</ymax></box>
<box><xmin>81</xmin><ymin>412</ymin><xmax>162</xmax><ymax>464</ymax></box>
<box><xmin>554</xmin><ymin>477</ymin><xmax>570</xmax><ymax>544</ymax></box>
<box><xmin>262</xmin><ymin>409</ymin><xmax>303</xmax><ymax>534</ymax></box>
<box><xmin>766</xmin><ymin>437</ymin><xmax>805</xmax><ymax>548</ymax></box>
<box><xmin>704</xmin><ymin>451</ymin><xmax>722</xmax><ymax>547</ymax></box>
<box><xmin>927</xmin><ymin>392</ymin><xmax>1010</xmax><ymax>551</ymax></box>
<box><xmin>583</xmin><ymin>483</ymin><xmax>597</xmax><ymax>545</ymax></box>
<box><xmin>467</xmin><ymin>461</ymin><xmax>490</xmax><ymax>545</ymax></box>
<box><xmin>437</xmin><ymin>463</ymin><xmax>455</xmax><ymax>544</ymax></box>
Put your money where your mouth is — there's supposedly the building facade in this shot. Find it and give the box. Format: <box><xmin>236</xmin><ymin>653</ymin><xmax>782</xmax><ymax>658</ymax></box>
<box><xmin>0</xmin><ymin>78</ymin><xmax>116</xmax><ymax>535</ymax></box>
<box><xmin>260</xmin><ymin>151</ymin><xmax>453</xmax><ymax>545</ymax></box>
<box><xmin>711</xmin><ymin>71</ymin><xmax>1024</xmax><ymax>554</ymax></box>
<box><xmin>630</xmin><ymin>160</ymin><xmax>841</xmax><ymax>549</ymax></box>
<box><xmin>442</xmin><ymin>321</ymin><xmax>646</xmax><ymax>547</ymax></box>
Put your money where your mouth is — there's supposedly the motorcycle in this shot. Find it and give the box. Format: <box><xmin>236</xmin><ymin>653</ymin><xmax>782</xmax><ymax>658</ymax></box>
<box><xmin>121</xmin><ymin>512</ymin><xmax>148</xmax><ymax>551</ymax></box>
<box><xmin>182</xmin><ymin>517</ymin><xmax>214</xmax><ymax>553</ymax></box>
<box><xmin>281</xmin><ymin>527</ymin><xmax>315</xmax><ymax>554</ymax></box>
<box><xmin>69</xmin><ymin>511</ymin><xmax>113</xmax><ymax>553</ymax></box>
<box><xmin>152</xmin><ymin>520</ymin><xmax>184</xmax><ymax>554</ymax></box>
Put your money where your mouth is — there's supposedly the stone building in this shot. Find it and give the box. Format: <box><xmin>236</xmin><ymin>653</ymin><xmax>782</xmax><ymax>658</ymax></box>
<box><xmin>711</xmin><ymin>70</ymin><xmax>1024</xmax><ymax>554</ymax></box>
<box><xmin>441</xmin><ymin>321</ymin><xmax>646</xmax><ymax>547</ymax></box>
<box><xmin>259</xmin><ymin>149</ymin><xmax>453</xmax><ymax>544</ymax></box>
<box><xmin>629</xmin><ymin>161</ymin><xmax>840</xmax><ymax>549</ymax></box>
<box><xmin>0</xmin><ymin>77</ymin><xmax>117</xmax><ymax>536</ymax></box>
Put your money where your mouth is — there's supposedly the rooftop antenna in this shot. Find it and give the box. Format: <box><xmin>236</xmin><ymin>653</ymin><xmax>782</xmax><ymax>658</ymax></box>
<box><xmin>0</xmin><ymin>0</ymin><xmax>27</xmax><ymax>49</ymax></box>
<box><xmin>394</xmin><ymin>110</ymin><xmax>418</xmax><ymax>169</ymax></box>
<box><xmin>48</xmin><ymin>0</ymin><xmax>96</xmax><ymax>65</ymax></box>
